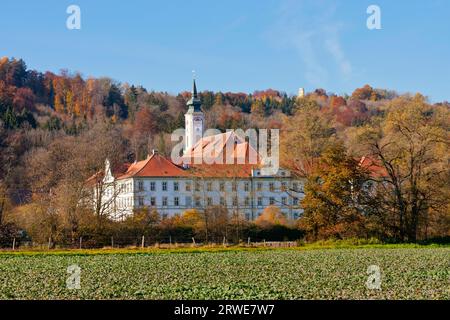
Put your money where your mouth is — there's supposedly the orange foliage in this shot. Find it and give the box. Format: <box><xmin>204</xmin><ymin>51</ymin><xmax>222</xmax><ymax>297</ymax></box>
<box><xmin>255</xmin><ymin>206</ymin><xmax>287</xmax><ymax>227</ymax></box>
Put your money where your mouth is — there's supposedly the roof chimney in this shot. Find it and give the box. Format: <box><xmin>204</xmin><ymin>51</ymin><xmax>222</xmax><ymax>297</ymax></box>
<box><xmin>152</xmin><ymin>149</ymin><xmax>158</xmax><ymax>155</ymax></box>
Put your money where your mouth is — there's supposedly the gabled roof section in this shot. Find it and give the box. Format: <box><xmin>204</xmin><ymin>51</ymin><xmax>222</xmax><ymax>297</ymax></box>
<box><xmin>86</xmin><ymin>162</ymin><xmax>131</xmax><ymax>186</ymax></box>
<box><xmin>183</xmin><ymin>131</ymin><xmax>260</xmax><ymax>165</ymax></box>
<box><xmin>117</xmin><ymin>152</ymin><xmax>189</xmax><ymax>179</ymax></box>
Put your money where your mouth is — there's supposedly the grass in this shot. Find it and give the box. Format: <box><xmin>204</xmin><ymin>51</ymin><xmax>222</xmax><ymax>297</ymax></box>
<box><xmin>0</xmin><ymin>240</ymin><xmax>447</xmax><ymax>256</ymax></box>
<box><xmin>0</xmin><ymin>246</ymin><xmax>448</xmax><ymax>299</ymax></box>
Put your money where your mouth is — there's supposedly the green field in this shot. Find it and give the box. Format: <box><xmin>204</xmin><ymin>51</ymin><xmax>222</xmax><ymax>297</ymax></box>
<box><xmin>0</xmin><ymin>247</ymin><xmax>448</xmax><ymax>299</ymax></box>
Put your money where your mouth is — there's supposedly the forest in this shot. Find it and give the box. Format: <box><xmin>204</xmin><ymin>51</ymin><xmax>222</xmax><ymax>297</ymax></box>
<box><xmin>0</xmin><ymin>57</ymin><xmax>448</xmax><ymax>247</ymax></box>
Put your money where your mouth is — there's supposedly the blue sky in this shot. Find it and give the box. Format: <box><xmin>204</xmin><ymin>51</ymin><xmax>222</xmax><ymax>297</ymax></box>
<box><xmin>1</xmin><ymin>0</ymin><xmax>449</xmax><ymax>101</ymax></box>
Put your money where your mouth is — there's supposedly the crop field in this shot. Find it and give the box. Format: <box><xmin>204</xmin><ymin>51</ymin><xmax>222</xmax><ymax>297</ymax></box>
<box><xmin>0</xmin><ymin>247</ymin><xmax>448</xmax><ymax>299</ymax></box>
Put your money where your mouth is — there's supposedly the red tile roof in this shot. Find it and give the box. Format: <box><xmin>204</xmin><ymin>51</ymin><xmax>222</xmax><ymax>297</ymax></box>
<box><xmin>183</xmin><ymin>131</ymin><xmax>260</xmax><ymax>165</ymax></box>
<box><xmin>189</xmin><ymin>163</ymin><xmax>258</xmax><ymax>178</ymax></box>
<box><xmin>116</xmin><ymin>152</ymin><xmax>189</xmax><ymax>179</ymax></box>
<box><xmin>87</xmin><ymin>132</ymin><xmax>289</xmax><ymax>181</ymax></box>
<box><xmin>86</xmin><ymin>162</ymin><xmax>131</xmax><ymax>185</ymax></box>
<box><xmin>359</xmin><ymin>156</ymin><xmax>388</xmax><ymax>178</ymax></box>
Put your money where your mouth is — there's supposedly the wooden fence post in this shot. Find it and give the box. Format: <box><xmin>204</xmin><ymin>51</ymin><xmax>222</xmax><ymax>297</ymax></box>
<box><xmin>111</xmin><ymin>236</ymin><xmax>114</xmax><ymax>248</ymax></box>
<box><xmin>48</xmin><ymin>237</ymin><xmax>51</xmax><ymax>250</ymax></box>
<box><xmin>247</xmin><ymin>237</ymin><xmax>250</xmax><ymax>245</ymax></box>
<box><xmin>79</xmin><ymin>237</ymin><xmax>82</xmax><ymax>249</ymax></box>
<box><xmin>141</xmin><ymin>235</ymin><xmax>145</xmax><ymax>248</ymax></box>
<box><xmin>12</xmin><ymin>238</ymin><xmax>16</xmax><ymax>250</ymax></box>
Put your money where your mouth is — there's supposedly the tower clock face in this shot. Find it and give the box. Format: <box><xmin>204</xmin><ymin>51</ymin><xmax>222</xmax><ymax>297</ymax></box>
<box><xmin>194</xmin><ymin>117</ymin><xmax>202</xmax><ymax>131</ymax></box>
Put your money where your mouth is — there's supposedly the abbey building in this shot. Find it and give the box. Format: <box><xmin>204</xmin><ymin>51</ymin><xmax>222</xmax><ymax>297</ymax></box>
<box><xmin>90</xmin><ymin>80</ymin><xmax>305</xmax><ymax>220</ymax></box>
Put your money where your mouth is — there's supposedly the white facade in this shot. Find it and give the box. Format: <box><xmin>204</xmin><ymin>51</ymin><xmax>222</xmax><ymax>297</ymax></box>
<box><xmin>101</xmin><ymin>169</ymin><xmax>305</xmax><ymax>221</ymax></box>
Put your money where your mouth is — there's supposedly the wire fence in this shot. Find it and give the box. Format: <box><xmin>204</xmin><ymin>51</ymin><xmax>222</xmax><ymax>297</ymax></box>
<box><xmin>0</xmin><ymin>236</ymin><xmax>298</xmax><ymax>251</ymax></box>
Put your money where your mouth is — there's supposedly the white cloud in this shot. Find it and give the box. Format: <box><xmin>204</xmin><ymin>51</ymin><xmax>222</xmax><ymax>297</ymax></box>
<box><xmin>264</xmin><ymin>0</ymin><xmax>352</xmax><ymax>87</ymax></box>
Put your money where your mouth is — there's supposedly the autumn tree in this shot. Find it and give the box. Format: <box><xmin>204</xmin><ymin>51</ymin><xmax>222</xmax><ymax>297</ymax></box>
<box><xmin>354</xmin><ymin>95</ymin><xmax>450</xmax><ymax>241</ymax></box>
<box><xmin>351</xmin><ymin>84</ymin><xmax>374</xmax><ymax>101</ymax></box>
<box><xmin>129</xmin><ymin>106</ymin><xmax>159</xmax><ymax>159</ymax></box>
<box><xmin>280</xmin><ymin>100</ymin><xmax>335</xmax><ymax>176</ymax></box>
<box><xmin>329</xmin><ymin>95</ymin><xmax>347</xmax><ymax>109</ymax></box>
<box><xmin>255</xmin><ymin>206</ymin><xmax>287</xmax><ymax>228</ymax></box>
<box><xmin>203</xmin><ymin>205</ymin><xmax>229</xmax><ymax>243</ymax></box>
<box><xmin>299</xmin><ymin>144</ymin><xmax>370</xmax><ymax>240</ymax></box>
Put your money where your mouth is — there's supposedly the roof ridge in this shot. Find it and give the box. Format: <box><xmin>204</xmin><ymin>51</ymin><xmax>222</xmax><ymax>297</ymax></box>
<box><xmin>130</xmin><ymin>154</ymin><xmax>154</xmax><ymax>176</ymax></box>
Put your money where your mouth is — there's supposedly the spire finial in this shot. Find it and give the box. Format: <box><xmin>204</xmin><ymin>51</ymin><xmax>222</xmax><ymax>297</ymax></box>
<box><xmin>192</xmin><ymin>70</ymin><xmax>198</xmax><ymax>98</ymax></box>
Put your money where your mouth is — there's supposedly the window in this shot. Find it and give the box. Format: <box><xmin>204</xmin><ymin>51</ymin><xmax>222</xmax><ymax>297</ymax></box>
<box><xmin>220</xmin><ymin>197</ymin><xmax>226</xmax><ymax>206</ymax></box>
<box><xmin>269</xmin><ymin>197</ymin><xmax>275</xmax><ymax>205</ymax></box>
<box><xmin>138</xmin><ymin>181</ymin><xmax>144</xmax><ymax>191</ymax></box>
<box><xmin>257</xmin><ymin>197</ymin><xmax>263</xmax><ymax>206</ymax></box>
<box><xmin>174</xmin><ymin>197</ymin><xmax>179</xmax><ymax>206</ymax></box>
<box><xmin>245</xmin><ymin>197</ymin><xmax>250</xmax><ymax>206</ymax></box>
<box><xmin>186</xmin><ymin>182</ymin><xmax>191</xmax><ymax>191</ymax></box>
<box><xmin>174</xmin><ymin>182</ymin><xmax>179</xmax><ymax>191</ymax></box>
<box><xmin>195</xmin><ymin>182</ymin><xmax>200</xmax><ymax>192</ymax></box>
<box><xmin>232</xmin><ymin>182</ymin><xmax>237</xmax><ymax>191</ymax></box>
<box><xmin>186</xmin><ymin>196</ymin><xmax>192</xmax><ymax>207</ymax></box>
<box><xmin>220</xmin><ymin>182</ymin><xmax>225</xmax><ymax>192</ymax></box>
<box><xmin>207</xmin><ymin>182</ymin><xmax>212</xmax><ymax>192</ymax></box>
<box><xmin>232</xmin><ymin>197</ymin><xmax>238</xmax><ymax>206</ymax></box>
<box><xmin>207</xmin><ymin>197</ymin><xmax>213</xmax><ymax>206</ymax></box>
<box><xmin>281</xmin><ymin>182</ymin><xmax>287</xmax><ymax>191</ymax></box>
<box><xmin>293</xmin><ymin>182</ymin><xmax>298</xmax><ymax>192</ymax></box>
<box><xmin>162</xmin><ymin>182</ymin><xmax>167</xmax><ymax>191</ymax></box>
<box><xmin>282</xmin><ymin>197</ymin><xmax>287</xmax><ymax>205</ymax></box>
<box><xmin>150</xmin><ymin>182</ymin><xmax>156</xmax><ymax>191</ymax></box>
<box><xmin>162</xmin><ymin>197</ymin><xmax>168</xmax><ymax>206</ymax></box>
<box><xmin>244</xmin><ymin>182</ymin><xmax>249</xmax><ymax>192</ymax></box>
<box><xmin>269</xmin><ymin>182</ymin><xmax>275</xmax><ymax>192</ymax></box>
<box><xmin>195</xmin><ymin>197</ymin><xmax>201</xmax><ymax>207</ymax></box>
<box><xmin>257</xmin><ymin>182</ymin><xmax>263</xmax><ymax>191</ymax></box>
<box><xmin>293</xmin><ymin>197</ymin><xmax>299</xmax><ymax>206</ymax></box>
<box><xmin>150</xmin><ymin>197</ymin><xmax>156</xmax><ymax>206</ymax></box>
<box><xmin>138</xmin><ymin>196</ymin><xmax>144</xmax><ymax>207</ymax></box>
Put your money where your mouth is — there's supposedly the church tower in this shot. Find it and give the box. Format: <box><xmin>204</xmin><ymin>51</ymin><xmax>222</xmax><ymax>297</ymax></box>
<box><xmin>184</xmin><ymin>79</ymin><xmax>204</xmax><ymax>153</ymax></box>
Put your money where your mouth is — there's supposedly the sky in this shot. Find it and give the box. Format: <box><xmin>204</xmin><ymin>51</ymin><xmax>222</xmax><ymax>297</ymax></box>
<box><xmin>1</xmin><ymin>0</ymin><xmax>449</xmax><ymax>102</ymax></box>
